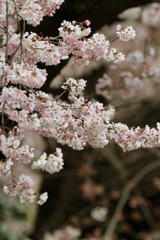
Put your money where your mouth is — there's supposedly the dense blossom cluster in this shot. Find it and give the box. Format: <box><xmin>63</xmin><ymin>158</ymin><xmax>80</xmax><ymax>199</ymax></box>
<box><xmin>3</xmin><ymin>174</ymin><xmax>48</xmax><ymax>204</ymax></box>
<box><xmin>0</xmin><ymin>0</ymin><xmax>64</xmax><ymax>26</ymax></box>
<box><xmin>0</xmin><ymin>20</ymin><xmax>128</xmax><ymax>69</ymax></box>
<box><xmin>61</xmin><ymin>78</ymin><xmax>86</xmax><ymax>101</ymax></box>
<box><xmin>32</xmin><ymin>148</ymin><xmax>64</xmax><ymax>174</ymax></box>
<box><xmin>107</xmin><ymin>122</ymin><xmax>160</xmax><ymax>152</ymax></box>
<box><xmin>3</xmin><ymin>0</ymin><xmax>157</xmax><ymax>207</ymax></box>
<box><xmin>58</xmin><ymin>20</ymin><xmax>126</xmax><ymax>65</ymax></box>
<box><xmin>116</xmin><ymin>25</ymin><xmax>136</xmax><ymax>41</ymax></box>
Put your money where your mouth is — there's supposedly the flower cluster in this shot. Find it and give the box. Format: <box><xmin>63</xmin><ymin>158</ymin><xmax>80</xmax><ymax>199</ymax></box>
<box><xmin>61</xmin><ymin>78</ymin><xmax>86</xmax><ymax>101</ymax></box>
<box><xmin>3</xmin><ymin>174</ymin><xmax>47</xmax><ymax>205</ymax></box>
<box><xmin>59</xmin><ymin>21</ymin><xmax>127</xmax><ymax>65</ymax></box>
<box><xmin>32</xmin><ymin>148</ymin><xmax>64</xmax><ymax>174</ymax></box>
<box><xmin>0</xmin><ymin>0</ymin><xmax>143</xmax><ymax>207</ymax></box>
<box><xmin>1</xmin><ymin>131</ymin><xmax>34</xmax><ymax>164</ymax></box>
<box><xmin>37</xmin><ymin>192</ymin><xmax>48</xmax><ymax>205</ymax></box>
<box><xmin>0</xmin><ymin>158</ymin><xmax>13</xmax><ymax>177</ymax></box>
<box><xmin>0</xmin><ymin>22</ymin><xmax>134</xmax><ymax>71</ymax></box>
<box><xmin>107</xmin><ymin>122</ymin><xmax>160</xmax><ymax>152</ymax></box>
<box><xmin>116</xmin><ymin>25</ymin><xmax>136</xmax><ymax>41</ymax></box>
<box><xmin>0</xmin><ymin>0</ymin><xmax>64</xmax><ymax>26</ymax></box>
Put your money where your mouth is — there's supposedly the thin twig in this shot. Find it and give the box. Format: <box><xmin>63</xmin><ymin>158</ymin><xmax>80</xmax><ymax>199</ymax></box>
<box><xmin>54</xmin><ymin>90</ymin><xmax>67</xmax><ymax>100</ymax></box>
<box><xmin>109</xmin><ymin>36</ymin><xmax>119</xmax><ymax>42</ymax></box>
<box><xmin>11</xmin><ymin>166</ymin><xmax>16</xmax><ymax>187</ymax></box>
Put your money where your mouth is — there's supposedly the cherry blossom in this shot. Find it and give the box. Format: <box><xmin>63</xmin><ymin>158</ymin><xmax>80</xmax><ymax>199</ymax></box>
<box><xmin>0</xmin><ymin>0</ymin><xmax>141</xmax><ymax>206</ymax></box>
<box><xmin>37</xmin><ymin>192</ymin><xmax>48</xmax><ymax>205</ymax></box>
<box><xmin>116</xmin><ymin>26</ymin><xmax>136</xmax><ymax>41</ymax></box>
